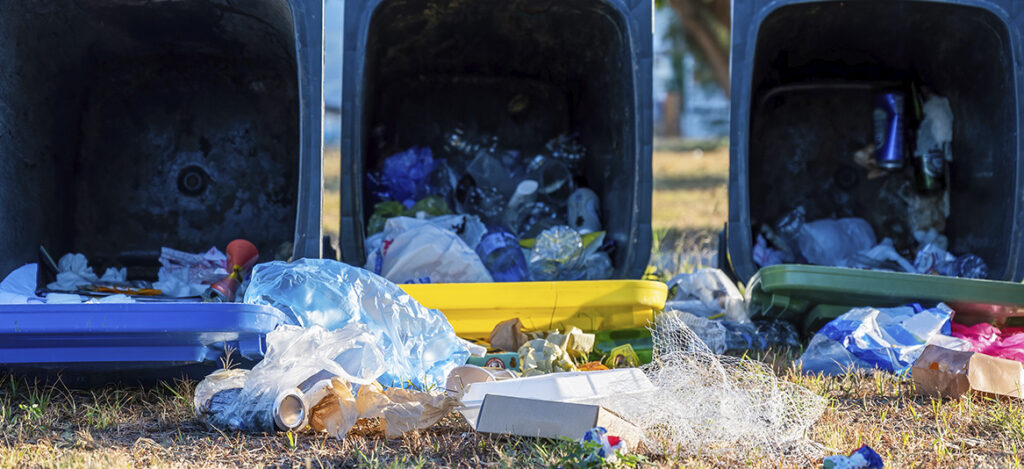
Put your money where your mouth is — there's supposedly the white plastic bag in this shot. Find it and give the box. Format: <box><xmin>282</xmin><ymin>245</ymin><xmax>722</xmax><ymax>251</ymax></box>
<box><xmin>365</xmin><ymin>217</ymin><xmax>492</xmax><ymax>284</ymax></box>
<box><xmin>666</xmin><ymin>268</ymin><xmax>749</xmax><ymax>322</ymax></box>
<box><xmin>797</xmin><ymin>218</ymin><xmax>876</xmax><ymax>266</ymax></box>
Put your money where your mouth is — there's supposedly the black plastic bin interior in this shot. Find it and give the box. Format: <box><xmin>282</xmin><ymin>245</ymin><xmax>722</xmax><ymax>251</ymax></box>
<box><xmin>0</xmin><ymin>0</ymin><xmax>324</xmax><ymax>282</ymax></box>
<box><xmin>339</xmin><ymin>0</ymin><xmax>653</xmax><ymax>279</ymax></box>
<box><xmin>726</xmin><ymin>0</ymin><xmax>1022</xmax><ymax>282</ymax></box>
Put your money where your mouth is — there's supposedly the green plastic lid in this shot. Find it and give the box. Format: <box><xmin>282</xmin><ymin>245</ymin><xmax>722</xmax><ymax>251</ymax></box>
<box><xmin>747</xmin><ymin>265</ymin><xmax>1024</xmax><ymax>335</ymax></box>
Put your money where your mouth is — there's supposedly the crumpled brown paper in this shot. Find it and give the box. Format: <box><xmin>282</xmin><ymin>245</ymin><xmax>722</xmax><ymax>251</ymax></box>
<box><xmin>356</xmin><ymin>383</ymin><xmax>459</xmax><ymax>438</ymax></box>
<box><xmin>488</xmin><ymin>318</ymin><xmax>530</xmax><ymax>352</ymax></box>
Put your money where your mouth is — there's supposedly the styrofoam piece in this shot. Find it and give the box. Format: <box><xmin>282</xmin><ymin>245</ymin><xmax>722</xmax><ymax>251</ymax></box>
<box><xmin>457</xmin><ymin>368</ymin><xmax>655</xmax><ymax>427</ymax></box>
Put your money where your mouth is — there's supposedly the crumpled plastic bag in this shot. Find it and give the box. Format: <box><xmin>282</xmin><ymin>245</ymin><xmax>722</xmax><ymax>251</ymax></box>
<box><xmin>951</xmin><ymin>322</ymin><xmax>1024</xmax><ymax>364</ymax></box>
<box><xmin>797</xmin><ymin>218</ymin><xmax>876</xmax><ymax>267</ymax></box>
<box><xmin>752</xmin><ymin>234</ymin><xmax>784</xmax><ymax>268</ymax></box>
<box><xmin>365</xmin><ymin>217</ymin><xmax>492</xmax><ymax>284</ymax></box>
<box><xmin>665</xmin><ymin>268</ymin><xmax>748</xmax><ymax>322</ymax></box>
<box><xmin>798</xmin><ymin>303</ymin><xmax>954</xmax><ymax>375</ymax></box>
<box><xmin>152</xmin><ymin>247</ymin><xmax>228</xmax><ymax>297</ymax></box>
<box><xmin>842</xmin><ymin>238</ymin><xmax>916</xmax><ymax>273</ymax></box>
<box><xmin>368</xmin><ymin>146</ymin><xmax>436</xmax><ymax>206</ymax></box>
<box><xmin>244</xmin><ymin>259</ymin><xmax>470</xmax><ymax>388</ymax></box>
<box><xmin>195</xmin><ymin>325</ymin><xmax>459</xmax><ymax>439</ymax></box>
<box><xmin>194</xmin><ymin>324</ymin><xmax>386</xmax><ymax>433</ymax></box>
<box><xmin>665</xmin><ymin>309</ymin><xmax>800</xmax><ymax>354</ymax></box>
<box><xmin>1</xmin><ymin>264</ymin><xmax>43</xmax><ymax>304</ymax></box>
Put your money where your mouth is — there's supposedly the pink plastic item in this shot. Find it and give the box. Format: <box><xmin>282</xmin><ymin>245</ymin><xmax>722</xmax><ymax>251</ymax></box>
<box><xmin>951</xmin><ymin>322</ymin><xmax>1024</xmax><ymax>363</ymax></box>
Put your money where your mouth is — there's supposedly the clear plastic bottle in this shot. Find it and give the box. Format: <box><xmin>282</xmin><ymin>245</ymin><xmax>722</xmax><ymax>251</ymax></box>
<box><xmin>528</xmin><ymin>226</ymin><xmax>586</xmax><ymax>281</ymax></box>
<box><xmin>526</xmin><ymin>156</ymin><xmax>575</xmax><ymax>205</ymax></box>
<box><xmin>476</xmin><ymin>228</ymin><xmax>529</xmax><ymax>282</ymax></box>
<box><xmin>504</xmin><ymin>180</ymin><xmax>538</xmax><ymax>233</ymax></box>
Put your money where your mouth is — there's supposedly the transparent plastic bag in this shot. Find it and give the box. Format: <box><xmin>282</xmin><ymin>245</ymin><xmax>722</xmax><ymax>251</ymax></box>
<box><xmin>797</xmin><ymin>217</ymin><xmax>876</xmax><ymax>266</ymax></box>
<box><xmin>195</xmin><ymin>324</ymin><xmax>386</xmax><ymax>433</ymax></box>
<box><xmin>666</xmin><ymin>268</ymin><xmax>748</xmax><ymax>323</ymax></box>
<box><xmin>244</xmin><ymin>259</ymin><xmax>471</xmax><ymax>388</ymax></box>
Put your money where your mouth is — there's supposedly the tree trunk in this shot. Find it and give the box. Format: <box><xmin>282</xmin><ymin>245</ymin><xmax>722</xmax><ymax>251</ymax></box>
<box><xmin>662</xmin><ymin>91</ymin><xmax>682</xmax><ymax>137</ymax></box>
<box><xmin>668</xmin><ymin>0</ymin><xmax>730</xmax><ymax>97</ymax></box>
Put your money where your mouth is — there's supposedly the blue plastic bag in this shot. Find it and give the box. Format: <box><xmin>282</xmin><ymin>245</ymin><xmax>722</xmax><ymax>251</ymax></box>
<box><xmin>243</xmin><ymin>259</ymin><xmax>469</xmax><ymax>388</ymax></box>
<box><xmin>371</xmin><ymin>147</ymin><xmax>436</xmax><ymax>206</ymax></box>
<box><xmin>798</xmin><ymin>303</ymin><xmax>953</xmax><ymax>375</ymax></box>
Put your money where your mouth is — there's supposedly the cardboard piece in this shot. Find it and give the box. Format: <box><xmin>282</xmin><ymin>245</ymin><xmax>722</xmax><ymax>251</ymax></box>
<box><xmin>475</xmin><ymin>394</ymin><xmax>643</xmax><ymax>451</ymax></box>
<box><xmin>912</xmin><ymin>344</ymin><xmax>1024</xmax><ymax>399</ymax></box>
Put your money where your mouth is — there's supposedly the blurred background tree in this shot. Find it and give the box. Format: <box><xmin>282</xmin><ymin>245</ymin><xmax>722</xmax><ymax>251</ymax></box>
<box><xmin>655</xmin><ymin>0</ymin><xmax>730</xmax><ymax>137</ymax></box>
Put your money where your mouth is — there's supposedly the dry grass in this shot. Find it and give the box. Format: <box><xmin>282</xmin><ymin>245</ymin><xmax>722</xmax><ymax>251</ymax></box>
<box><xmin>3</xmin><ymin>145</ymin><xmax>1021</xmax><ymax>467</ymax></box>
<box><xmin>2</xmin><ymin>358</ymin><xmax>1021</xmax><ymax>468</ymax></box>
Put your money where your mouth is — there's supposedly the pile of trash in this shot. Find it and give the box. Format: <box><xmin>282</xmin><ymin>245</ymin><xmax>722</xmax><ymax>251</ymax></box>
<box><xmin>363</xmin><ymin>128</ymin><xmax>614</xmax><ymax>283</ymax></box>
<box><xmin>178</xmin><ymin>260</ymin><xmax>829</xmax><ymax>464</ymax></box>
<box><xmin>4</xmin><ymin>240</ymin><xmax>262</xmax><ymax>304</ymax></box>
<box><xmin>753</xmin><ymin>91</ymin><xmax>989</xmax><ymax>279</ymax></box>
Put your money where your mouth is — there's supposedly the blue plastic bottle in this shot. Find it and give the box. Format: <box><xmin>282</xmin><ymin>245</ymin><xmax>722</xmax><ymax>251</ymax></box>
<box><xmin>475</xmin><ymin>228</ymin><xmax>528</xmax><ymax>282</ymax></box>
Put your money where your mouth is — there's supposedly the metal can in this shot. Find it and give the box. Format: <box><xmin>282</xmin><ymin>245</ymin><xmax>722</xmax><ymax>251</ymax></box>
<box><xmin>873</xmin><ymin>91</ymin><xmax>906</xmax><ymax>169</ymax></box>
<box><xmin>915</xmin><ymin>148</ymin><xmax>946</xmax><ymax>193</ymax></box>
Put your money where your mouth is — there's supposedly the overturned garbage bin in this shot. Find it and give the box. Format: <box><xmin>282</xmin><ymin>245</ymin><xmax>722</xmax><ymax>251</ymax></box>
<box><xmin>723</xmin><ymin>0</ymin><xmax>1023</xmax><ymax>282</ymax></box>
<box><xmin>338</xmin><ymin>0</ymin><xmax>654</xmax><ymax>280</ymax></box>
<box><xmin>0</xmin><ymin>0</ymin><xmax>324</xmax><ymax>280</ymax></box>
<box><xmin>0</xmin><ymin>0</ymin><xmax>323</xmax><ymax>384</ymax></box>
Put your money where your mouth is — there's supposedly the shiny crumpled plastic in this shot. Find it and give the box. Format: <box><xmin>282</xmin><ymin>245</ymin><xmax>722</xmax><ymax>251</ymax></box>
<box><xmin>195</xmin><ymin>324</ymin><xmax>386</xmax><ymax>433</ymax></box>
<box><xmin>798</xmin><ymin>303</ymin><xmax>953</xmax><ymax>375</ymax></box>
<box><xmin>243</xmin><ymin>259</ymin><xmax>470</xmax><ymax>388</ymax></box>
<box><xmin>666</xmin><ymin>268</ymin><xmax>748</xmax><ymax>323</ymax></box>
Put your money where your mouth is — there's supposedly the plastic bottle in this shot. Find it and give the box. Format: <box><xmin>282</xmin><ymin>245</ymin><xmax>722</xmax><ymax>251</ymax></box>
<box><xmin>476</xmin><ymin>228</ymin><xmax>529</xmax><ymax>282</ymax></box>
<box><xmin>568</xmin><ymin>188</ymin><xmax>601</xmax><ymax>234</ymax></box>
<box><xmin>528</xmin><ymin>226</ymin><xmax>586</xmax><ymax>281</ymax></box>
<box><xmin>504</xmin><ymin>180</ymin><xmax>539</xmax><ymax>233</ymax></box>
<box><xmin>527</xmin><ymin>156</ymin><xmax>575</xmax><ymax>205</ymax></box>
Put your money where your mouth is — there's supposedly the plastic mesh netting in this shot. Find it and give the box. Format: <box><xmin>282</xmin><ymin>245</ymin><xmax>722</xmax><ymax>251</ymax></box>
<box><xmin>601</xmin><ymin>310</ymin><xmax>826</xmax><ymax>459</ymax></box>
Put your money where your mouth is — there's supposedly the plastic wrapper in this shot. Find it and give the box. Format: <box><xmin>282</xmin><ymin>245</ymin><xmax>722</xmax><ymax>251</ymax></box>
<box><xmin>823</xmin><ymin>445</ymin><xmax>884</xmax><ymax>469</ymax></box>
<box><xmin>585</xmin><ymin>251</ymin><xmax>614</xmax><ymax>280</ymax></box>
<box><xmin>752</xmin><ymin>234</ymin><xmax>784</xmax><ymax>268</ymax></box>
<box><xmin>798</xmin><ymin>303</ymin><xmax>953</xmax><ymax>375</ymax></box>
<box><xmin>365</xmin><ymin>217</ymin><xmax>492</xmax><ymax>284</ymax></box>
<box><xmin>367</xmin><ymin>201</ymin><xmax>406</xmax><ymax>236</ymax></box>
<box><xmin>527</xmin><ymin>226</ymin><xmax>586</xmax><ymax>281</ymax></box>
<box><xmin>913</xmin><ymin>243</ymin><xmax>989</xmax><ymax>279</ymax></box>
<box><xmin>665</xmin><ymin>268</ymin><xmax>748</xmax><ymax>322</ymax></box>
<box><xmin>244</xmin><ymin>259</ymin><xmax>471</xmax><ymax>388</ymax></box>
<box><xmin>526</xmin><ymin>156</ymin><xmax>575</xmax><ymax>205</ymax></box>
<box><xmin>152</xmin><ymin>247</ymin><xmax>228</xmax><ymax>298</ymax></box>
<box><xmin>407</xmin><ymin>196</ymin><xmax>451</xmax><ymax>218</ymax></box>
<box><xmin>455</xmin><ymin>175</ymin><xmax>507</xmax><ymax>225</ymax></box>
<box><xmin>842</xmin><ymin>238</ymin><xmax>916</xmax><ymax>273</ymax></box>
<box><xmin>951</xmin><ymin>322</ymin><xmax>1024</xmax><ymax>363</ymax></box>
<box><xmin>665</xmin><ymin>310</ymin><xmax>799</xmax><ymax>353</ymax></box>
<box><xmin>467</xmin><ymin>151</ymin><xmax>517</xmax><ymax>198</ymax></box>
<box><xmin>194</xmin><ymin>324</ymin><xmax>386</xmax><ymax>433</ymax></box>
<box><xmin>797</xmin><ymin>217</ymin><xmax>876</xmax><ymax>267</ymax></box>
